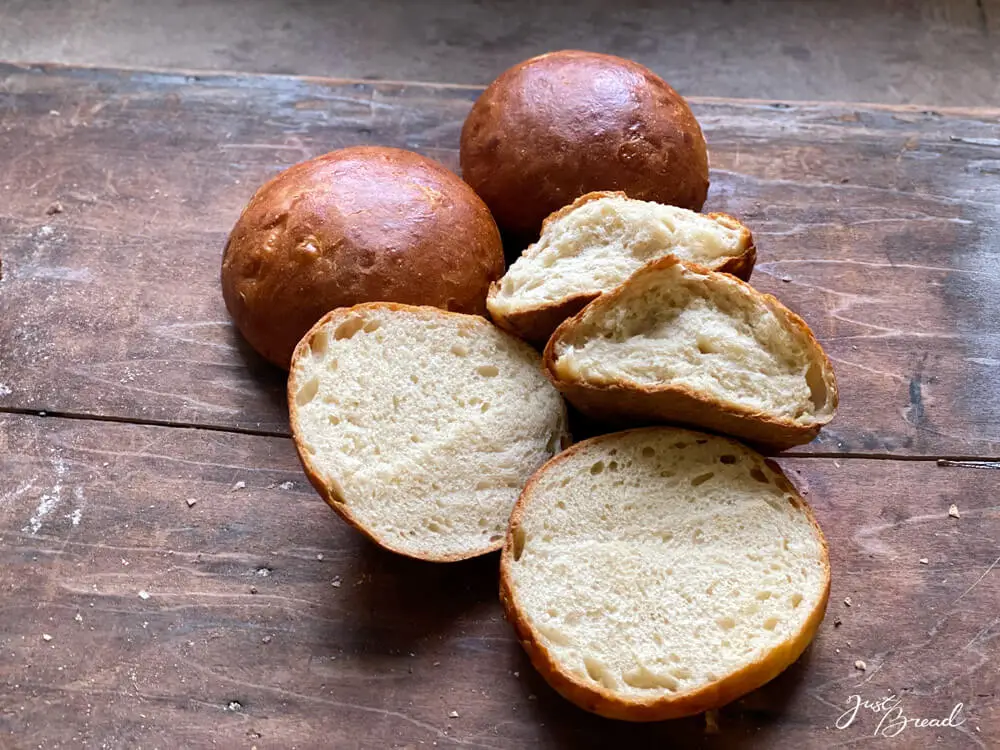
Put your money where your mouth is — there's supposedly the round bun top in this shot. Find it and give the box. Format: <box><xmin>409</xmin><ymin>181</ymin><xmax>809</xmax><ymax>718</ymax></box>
<box><xmin>461</xmin><ymin>50</ymin><xmax>709</xmax><ymax>238</ymax></box>
<box><xmin>222</xmin><ymin>146</ymin><xmax>504</xmax><ymax>368</ymax></box>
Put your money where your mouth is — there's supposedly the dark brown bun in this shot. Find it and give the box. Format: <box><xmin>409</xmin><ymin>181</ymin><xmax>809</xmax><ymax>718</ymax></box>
<box><xmin>222</xmin><ymin>146</ymin><xmax>505</xmax><ymax>369</ymax></box>
<box><xmin>461</xmin><ymin>50</ymin><xmax>709</xmax><ymax>239</ymax></box>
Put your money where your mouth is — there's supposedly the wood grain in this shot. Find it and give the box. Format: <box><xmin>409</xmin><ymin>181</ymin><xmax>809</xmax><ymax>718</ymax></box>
<box><xmin>0</xmin><ymin>413</ymin><xmax>996</xmax><ymax>749</ymax></box>
<box><xmin>0</xmin><ymin>0</ymin><xmax>998</xmax><ymax>106</ymax></box>
<box><xmin>0</xmin><ymin>64</ymin><xmax>998</xmax><ymax>456</ymax></box>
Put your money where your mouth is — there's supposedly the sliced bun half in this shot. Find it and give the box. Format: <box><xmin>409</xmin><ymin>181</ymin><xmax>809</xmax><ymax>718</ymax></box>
<box><xmin>500</xmin><ymin>427</ymin><xmax>830</xmax><ymax>721</ymax></box>
<box><xmin>289</xmin><ymin>303</ymin><xmax>570</xmax><ymax>562</ymax></box>
<box><xmin>487</xmin><ymin>192</ymin><xmax>755</xmax><ymax>345</ymax></box>
<box><xmin>544</xmin><ymin>257</ymin><xmax>837</xmax><ymax>449</ymax></box>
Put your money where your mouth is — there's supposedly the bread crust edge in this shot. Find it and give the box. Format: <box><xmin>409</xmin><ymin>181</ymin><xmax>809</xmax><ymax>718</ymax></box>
<box><xmin>288</xmin><ymin>301</ymin><xmax>565</xmax><ymax>563</ymax></box>
<box><xmin>542</xmin><ymin>257</ymin><xmax>838</xmax><ymax>451</ymax></box>
<box><xmin>486</xmin><ymin>192</ymin><xmax>757</xmax><ymax>346</ymax></box>
<box><xmin>499</xmin><ymin>427</ymin><xmax>832</xmax><ymax>721</ymax></box>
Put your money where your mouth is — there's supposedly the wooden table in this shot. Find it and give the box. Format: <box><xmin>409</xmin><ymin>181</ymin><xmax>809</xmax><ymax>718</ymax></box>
<box><xmin>1</xmin><ymin>62</ymin><xmax>998</xmax><ymax>749</ymax></box>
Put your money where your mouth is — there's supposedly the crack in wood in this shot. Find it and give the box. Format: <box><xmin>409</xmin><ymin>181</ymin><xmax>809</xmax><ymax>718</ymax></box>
<box><xmin>4</xmin><ymin>405</ymin><xmax>1000</xmax><ymax>464</ymax></box>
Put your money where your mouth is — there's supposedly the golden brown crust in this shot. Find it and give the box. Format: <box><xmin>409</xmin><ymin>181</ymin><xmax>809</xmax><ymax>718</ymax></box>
<box><xmin>461</xmin><ymin>51</ymin><xmax>710</xmax><ymax>238</ymax></box>
<box><xmin>488</xmin><ymin>289</ymin><xmax>597</xmax><ymax>348</ymax></box>
<box><xmin>707</xmin><ymin>212</ymin><xmax>757</xmax><ymax>281</ymax></box>
<box><xmin>288</xmin><ymin>302</ymin><xmax>568</xmax><ymax>563</ymax></box>
<box><xmin>223</xmin><ymin>146</ymin><xmax>505</xmax><ymax>370</ymax></box>
<box><xmin>542</xmin><ymin>257</ymin><xmax>838</xmax><ymax>451</ymax></box>
<box><xmin>499</xmin><ymin>427</ymin><xmax>831</xmax><ymax>721</ymax></box>
<box><xmin>486</xmin><ymin>191</ymin><xmax>756</xmax><ymax>347</ymax></box>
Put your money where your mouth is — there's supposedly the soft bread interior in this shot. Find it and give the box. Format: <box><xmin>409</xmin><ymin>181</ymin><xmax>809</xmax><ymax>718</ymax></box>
<box><xmin>506</xmin><ymin>428</ymin><xmax>828</xmax><ymax>703</ymax></box>
<box><xmin>489</xmin><ymin>194</ymin><xmax>750</xmax><ymax>315</ymax></box>
<box><xmin>290</xmin><ymin>305</ymin><xmax>568</xmax><ymax>560</ymax></box>
<box><xmin>551</xmin><ymin>262</ymin><xmax>836</xmax><ymax>425</ymax></box>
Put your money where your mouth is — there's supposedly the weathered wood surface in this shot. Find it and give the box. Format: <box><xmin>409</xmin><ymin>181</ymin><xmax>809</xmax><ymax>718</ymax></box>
<box><xmin>1</xmin><ymin>413</ymin><xmax>997</xmax><ymax>749</ymax></box>
<box><xmin>1</xmin><ymin>0</ymin><xmax>999</xmax><ymax>107</ymax></box>
<box><xmin>0</xmin><ymin>62</ymin><xmax>998</xmax><ymax>748</ymax></box>
<box><xmin>0</xmin><ymin>64</ymin><xmax>999</xmax><ymax>456</ymax></box>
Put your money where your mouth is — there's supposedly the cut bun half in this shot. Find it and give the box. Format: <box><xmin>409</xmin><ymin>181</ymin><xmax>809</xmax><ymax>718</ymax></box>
<box><xmin>487</xmin><ymin>192</ymin><xmax>756</xmax><ymax>345</ymax></box>
<box><xmin>500</xmin><ymin>427</ymin><xmax>830</xmax><ymax>721</ymax></box>
<box><xmin>544</xmin><ymin>257</ymin><xmax>837</xmax><ymax>449</ymax></box>
<box><xmin>289</xmin><ymin>303</ymin><xmax>570</xmax><ymax>562</ymax></box>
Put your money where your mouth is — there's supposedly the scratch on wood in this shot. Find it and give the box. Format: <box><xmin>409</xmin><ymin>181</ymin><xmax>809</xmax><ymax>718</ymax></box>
<box><xmin>937</xmin><ymin>458</ymin><xmax>1000</xmax><ymax>470</ymax></box>
<box><xmin>826</xmin><ymin>357</ymin><xmax>905</xmax><ymax>382</ymax></box>
<box><xmin>951</xmin><ymin>556</ymin><xmax>1000</xmax><ymax>606</ymax></box>
<box><xmin>710</xmin><ymin>169</ymin><xmax>1000</xmax><ymax>209</ymax></box>
<box><xmin>764</xmin><ymin>258</ymin><xmax>987</xmax><ymax>275</ymax></box>
<box><xmin>950</xmin><ymin>135</ymin><xmax>1000</xmax><ymax>147</ymax></box>
<box><xmin>963</xmin><ymin>616</ymin><xmax>1000</xmax><ymax>652</ymax></box>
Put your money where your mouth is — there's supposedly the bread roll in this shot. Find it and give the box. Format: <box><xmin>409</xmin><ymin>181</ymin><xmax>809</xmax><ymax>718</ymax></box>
<box><xmin>487</xmin><ymin>191</ymin><xmax>755</xmax><ymax>344</ymax></box>
<box><xmin>544</xmin><ymin>257</ymin><xmax>838</xmax><ymax>449</ymax></box>
<box><xmin>222</xmin><ymin>146</ymin><xmax>505</xmax><ymax>369</ymax></box>
<box><xmin>500</xmin><ymin>427</ymin><xmax>830</xmax><ymax>721</ymax></box>
<box><xmin>461</xmin><ymin>51</ymin><xmax>709</xmax><ymax>239</ymax></box>
<box><xmin>288</xmin><ymin>303</ymin><xmax>569</xmax><ymax>562</ymax></box>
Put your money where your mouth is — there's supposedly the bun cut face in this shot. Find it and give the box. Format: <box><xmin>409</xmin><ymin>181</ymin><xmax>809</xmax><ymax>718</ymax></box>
<box><xmin>289</xmin><ymin>303</ymin><xmax>569</xmax><ymax>562</ymax></box>
<box><xmin>500</xmin><ymin>427</ymin><xmax>830</xmax><ymax>721</ymax></box>
<box><xmin>488</xmin><ymin>191</ymin><xmax>755</xmax><ymax>344</ymax></box>
<box><xmin>544</xmin><ymin>257</ymin><xmax>837</xmax><ymax>449</ymax></box>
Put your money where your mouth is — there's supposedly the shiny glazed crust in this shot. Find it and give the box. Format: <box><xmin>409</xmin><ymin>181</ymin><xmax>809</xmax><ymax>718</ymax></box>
<box><xmin>460</xmin><ymin>51</ymin><xmax>710</xmax><ymax>238</ymax></box>
<box><xmin>222</xmin><ymin>146</ymin><xmax>504</xmax><ymax>369</ymax></box>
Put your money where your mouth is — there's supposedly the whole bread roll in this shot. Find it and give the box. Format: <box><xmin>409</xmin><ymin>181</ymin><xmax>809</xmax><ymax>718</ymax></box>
<box><xmin>461</xmin><ymin>51</ymin><xmax>709</xmax><ymax>239</ymax></box>
<box><xmin>222</xmin><ymin>146</ymin><xmax>505</xmax><ymax>369</ymax></box>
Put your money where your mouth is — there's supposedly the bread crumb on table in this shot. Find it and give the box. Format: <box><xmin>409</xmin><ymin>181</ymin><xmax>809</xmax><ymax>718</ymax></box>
<box><xmin>919</xmin><ymin>557</ymin><xmax>929</xmax><ymax>564</ymax></box>
<box><xmin>185</xmin><ymin>498</ymin><xmax>197</xmax><ymax>507</ymax></box>
<box><xmin>138</xmin><ymin>590</ymin><xmax>150</xmax><ymax>600</ymax></box>
<box><xmin>42</xmin><ymin>633</ymin><xmax>52</xmax><ymax>642</ymax></box>
<box><xmin>948</xmin><ymin>504</ymin><xmax>960</xmax><ymax>519</ymax></box>
<box><xmin>854</xmin><ymin>660</ymin><xmax>867</xmax><ymax>671</ymax></box>
<box><xmin>704</xmin><ymin>709</ymin><xmax>720</xmax><ymax>734</ymax></box>
<box><xmin>448</xmin><ymin>711</ymin><xmax>459</xmax><ymax>719</ymax></box>
<box><xmin>844</xmin><ymin>596</ymin><xmax>852</xmax><ymax>607</ymax></box>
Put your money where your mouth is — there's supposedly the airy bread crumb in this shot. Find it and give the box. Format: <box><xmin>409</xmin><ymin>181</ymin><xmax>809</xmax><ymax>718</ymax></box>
<box><xmin>487</xmin><ymin>192</ymin><xmax>755</xmax><ymax>343</ymax></box>
<box><xmin>289</xmin><ymin>303</ymin><xmax>569</xmax><ymax>561</ymax></box>
<box><xmin>545</xmin><ymin>257</ymin><xmax>837</xmax><ymax>448</ymax></box>
<box><xmin>500</xmin><ymin>427</ymin><xmax>830</xmax><ymax>721</ymax></box>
